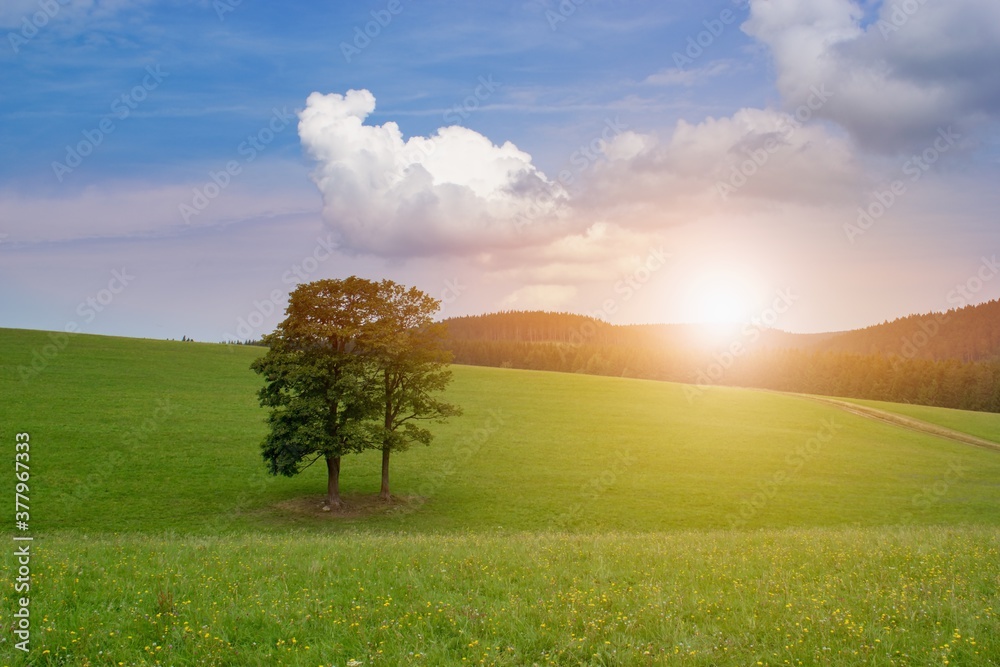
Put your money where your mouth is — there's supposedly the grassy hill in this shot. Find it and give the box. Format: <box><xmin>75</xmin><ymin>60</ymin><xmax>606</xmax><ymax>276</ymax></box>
<box><xmin>2</xmin><ymin>328</ymin><xmax>999</xmax><ymax>534</ymax></box>
<box><xmin>1</xmin><ymin>328</ymin><xmax>999</xmax><ymax>666</ymax></box>
<box><xmin>840</xmin><ymin>397</ymin><xmax>1000</xmax><ymax>445</ymax></box>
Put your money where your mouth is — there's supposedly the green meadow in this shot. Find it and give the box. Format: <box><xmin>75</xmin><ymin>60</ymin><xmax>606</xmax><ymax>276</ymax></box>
<box><xmin>1</xmin><ymin>328</ymin><xmax>998</xmax><ymax>666</ymax></box>
<box><xmin>841</xmin><ymin>397</ymin><xmax>1000</xmax><ymax>445</ymax></box>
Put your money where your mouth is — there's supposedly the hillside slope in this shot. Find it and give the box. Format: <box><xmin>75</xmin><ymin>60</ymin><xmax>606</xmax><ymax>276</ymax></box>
<box><xmin>816</xmin><ymin>298</ymin><xmax>1000</xmax><ymax>361</ymax></box>
<box><xmin>444</xmin><ymin>300</ymin><xmax>1000</xmax><ymax>361</ymax></box>
<box><xmin>442</xmin><ymin>307</ymin><xmax>1000</xmax><ymax>412</ymax></box>
<box><xmin>2</xmin><ymin>327</ymin><xmax>999</xmax><ymax>535</ymax></box>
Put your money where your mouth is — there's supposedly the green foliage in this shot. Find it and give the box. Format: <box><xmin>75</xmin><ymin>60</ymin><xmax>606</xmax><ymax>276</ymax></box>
<box><xmin>252</xmin><ymin>278</ymin><xmax>384</xmax><ymax>468</ymax></box>
<box><xmin>251</xmin><ymin>277</ymin><xmax>460</xmax><ymax>499</ymax></box>
<box><xmin>376</xmin><ymin>322</ymin><xmax>462</xmax><ymax>455</ymax></box>
<box><xmin>364</xmin><ymin>281</ymin><xmax>462</xmax><ymax>453</ymax></box>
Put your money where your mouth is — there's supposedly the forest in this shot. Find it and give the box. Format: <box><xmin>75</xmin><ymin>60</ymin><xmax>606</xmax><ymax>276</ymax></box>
<box><xmin>442</xmin><ymin>301</ymin><xmax>1000</xmax><ymax>413</ymax></box>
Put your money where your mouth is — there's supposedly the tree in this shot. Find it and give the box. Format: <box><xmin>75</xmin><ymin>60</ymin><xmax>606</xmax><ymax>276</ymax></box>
<box><xmin>251</xmin><ymin>277</ymin><xmax>383</xmax><ymax>508</ymax></box>
<box><xmin>251</xmin><ymin>276</ymin><xmax>461</xmax><ymax>508</ymax></box>
<box><xmin>368</xmin><ymin>282</ymin><xmax>461</xmax><ymax>500</ymax></box>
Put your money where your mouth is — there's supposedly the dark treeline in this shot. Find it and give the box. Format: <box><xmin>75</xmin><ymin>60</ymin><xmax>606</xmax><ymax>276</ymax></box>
<box><xmin>723</xmin><ymin>350</ymin><xmax>1000</xmax><ymax>413</ymax></box>
<box><xmin>811</xmin><ymin>299</ymin><xmax>1000</xmax><ymax>362</ymax></box>
<box><xmin>443</xmin><ymin>303</ymin><xmax>1000</xmax><ymax>413</ymax></box>
<box><xmin>445</xmin><ymin>311</ymin><xmax>620</xmax><ymax>344</ymax></box>
<box><xmin>224</xmin><ymin>339</ymin><xmax>266</xmax><ymax>347</ymax></box>
<box><xmin>445</xmin><ymin>339</ymin><xmax>688</xmax><ymax>378</ymax></box>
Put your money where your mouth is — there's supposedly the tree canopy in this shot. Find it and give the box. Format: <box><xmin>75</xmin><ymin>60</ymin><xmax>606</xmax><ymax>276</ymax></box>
<box><xmin>251</xmin><ymin>277</ymin><xmax>460</xmax><ymax>508</ymax></box>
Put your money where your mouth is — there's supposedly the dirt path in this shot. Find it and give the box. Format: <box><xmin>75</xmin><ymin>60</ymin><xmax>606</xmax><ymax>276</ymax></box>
<box><xmin>794</xmin><ymin>394</ymin><xmax>1000</xmax><ymax>453</ymax></box>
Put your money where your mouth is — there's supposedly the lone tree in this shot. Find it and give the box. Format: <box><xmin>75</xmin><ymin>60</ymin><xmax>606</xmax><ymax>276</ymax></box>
<box><xmin>251</xmin><ymin>276</ymin><xmax>459</xmax><ymax>508</ymax></box>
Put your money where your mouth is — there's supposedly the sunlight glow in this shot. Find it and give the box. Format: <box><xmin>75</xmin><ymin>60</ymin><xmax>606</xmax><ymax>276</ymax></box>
<box><xmin>695</xmin><ymin>284</ymin><xmax>749</xmax><ymax>325</ymax></box>
<box><xmin>680</xmin><ymin>268</ymin><xmax>764</xmax><ymax>330</ymax></box>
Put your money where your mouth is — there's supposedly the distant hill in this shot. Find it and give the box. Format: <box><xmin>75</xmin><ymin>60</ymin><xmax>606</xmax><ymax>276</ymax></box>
<box><xmin>444</xmin><ymin>311</ymin><xmax>839</xmax><ymax>352</ymax></box>
<box><xmin>813</xmin><ymin>300</ymin><xmax>1000</xmax><ymax>362</ymax></box>
<box><xmin>442</xmin><ymin>303</ymin><xmax>1000</xmax><ymax>413</ymax></box>
<box><xmin>445</xmin><ymin>300</ymin><xmax>1000</xmax><ymax>362</ymax></box>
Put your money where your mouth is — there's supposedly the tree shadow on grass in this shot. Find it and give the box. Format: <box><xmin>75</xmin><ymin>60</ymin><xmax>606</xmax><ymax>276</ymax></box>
<box><xmin>270</xmin><ymin>493</ymin><xmax>428</xmax><ymax>521</ymax></box>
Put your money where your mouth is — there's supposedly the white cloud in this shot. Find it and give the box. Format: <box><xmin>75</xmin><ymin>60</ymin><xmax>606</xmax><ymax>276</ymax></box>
<box><xmin>576</xmin><ymin>106</ymin><xmax>860</xmax><ymax>220</ymax></box>
<box><xmin>601</xmin><ymin>130</ymin><xmax>653</xmax><ymax>162</ymax></box>
<box><xmin>298</xmin><ymin>89</ymin><xmax>573</xmax><ymax>257</ymax></box>
<box><xmin>743</xmin><ymin>0</ymin><xmax>1000</xmax><ymax>152</ymax></box>
<box><xmin>485</xmin><ymin>221</ymin><xmax>665</xmax><ymax>285</ymax></box>
<box><xmin>643</xmin><ymin>61</ymin><xmax>732</xmax><ymax>87</ymax></box>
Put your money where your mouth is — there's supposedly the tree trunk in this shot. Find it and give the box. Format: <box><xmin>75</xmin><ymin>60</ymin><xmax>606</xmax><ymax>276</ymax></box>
<box><xmin>379</xmin><ymin>447</ymin><xmax>391</xmax><ymax>501</ymax></box>
<box><xmin>325</xmin><ymin>455</ymin><xmax>342</xmax><ymax>508</ymax></box>
<box><xmin>381</xmin><ymin>369</ymin><xmax>393</xmax><ymax>501</ymax></box>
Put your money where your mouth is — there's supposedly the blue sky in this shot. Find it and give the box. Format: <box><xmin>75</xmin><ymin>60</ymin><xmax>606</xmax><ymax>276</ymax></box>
<box><xmin>2</xmin><ymin>0</ymin><xmax>1000</xmax><ymax>341</ymax></box>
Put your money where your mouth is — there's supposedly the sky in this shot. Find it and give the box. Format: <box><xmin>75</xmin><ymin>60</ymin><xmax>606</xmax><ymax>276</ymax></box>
<box><xmin>2</xmin><ymin>0</ymin><xmax>999</xmax><ymax>341</ymax></box>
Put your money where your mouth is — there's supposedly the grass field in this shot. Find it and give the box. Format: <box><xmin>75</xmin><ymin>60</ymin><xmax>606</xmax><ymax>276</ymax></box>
<box><xmin>1</xmin><ymin>328</ymin><xmax>999</xmax><ymax>665</ymax></box>
<box><xmin>841</xmin><ymin>397</ymin><xmax>1000</xmax><ymax>445</ymax></box>
<box><xmin>11</xmin><ymin>528</ymin><xmax>999</xmax><ymax>666</ymax></box>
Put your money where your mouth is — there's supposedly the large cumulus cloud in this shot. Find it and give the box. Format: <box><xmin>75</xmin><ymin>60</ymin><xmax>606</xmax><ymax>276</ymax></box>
<box><xmin>298</xmin><ymin>89</ymin><xmax>571</xmax><ymax>257</ymax></box>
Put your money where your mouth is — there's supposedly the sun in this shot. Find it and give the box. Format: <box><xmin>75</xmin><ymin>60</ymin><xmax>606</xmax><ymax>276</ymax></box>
<box><xmin>695</xmin><ymin>284</ymin><xmax>750</xmax><ymax>325</ymax></box>
<box><xmin>681</xmin><ymin>270</ymin><xmax>762</xmax><ymax>329</ymax></box>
